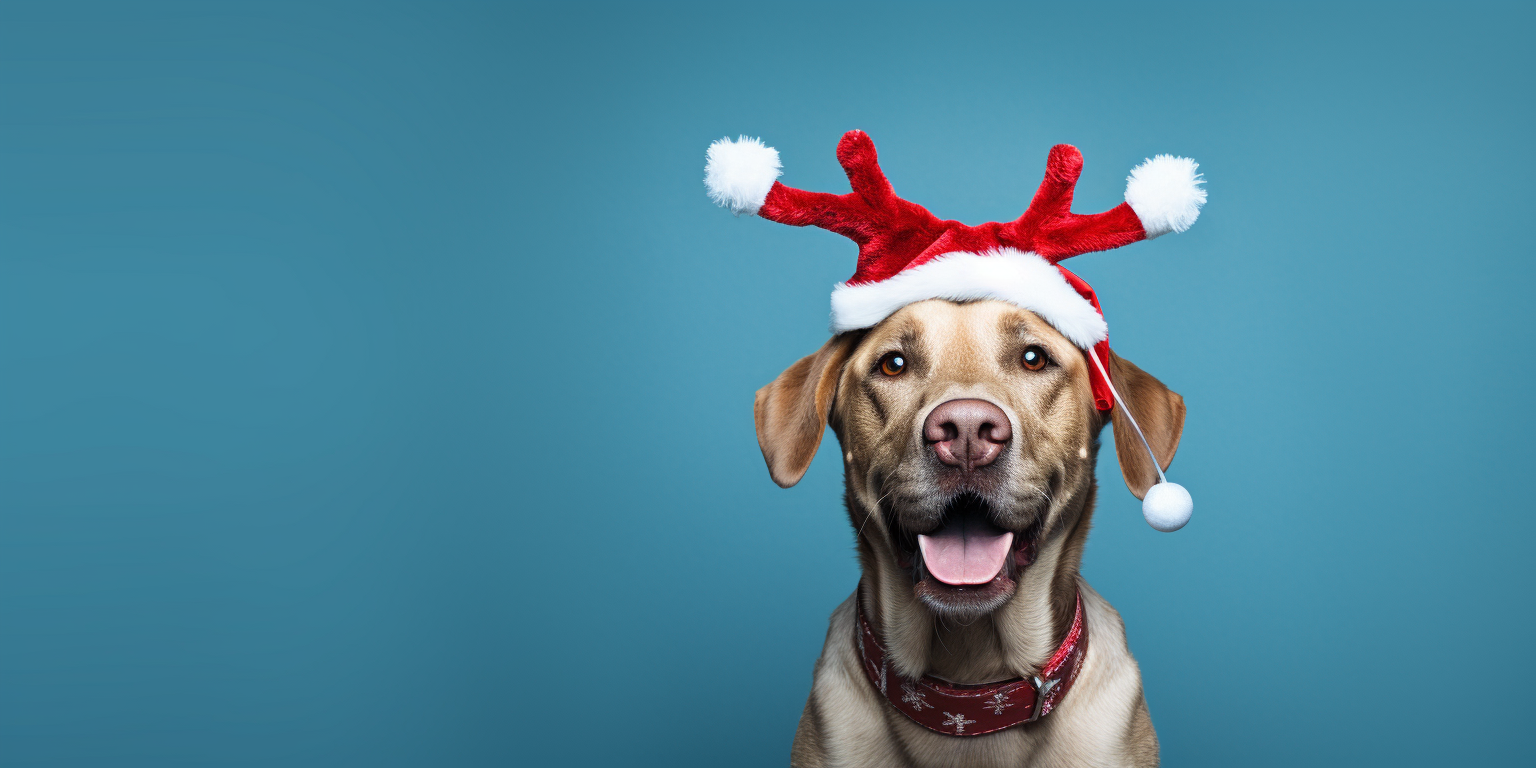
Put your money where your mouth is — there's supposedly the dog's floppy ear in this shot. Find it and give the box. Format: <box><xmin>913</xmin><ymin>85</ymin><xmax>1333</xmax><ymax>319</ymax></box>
<box><xmin>754</xmin><ymin>333</ymin><xmax>861</xmax><ymax>488</ymax></box>
<box><xmin>1107</xmin><ymin>350</ymin><xmax>1186</xmax><ymax>500</ymax></box>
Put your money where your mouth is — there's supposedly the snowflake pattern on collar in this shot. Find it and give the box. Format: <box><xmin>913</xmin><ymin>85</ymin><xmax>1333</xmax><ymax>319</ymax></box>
<box><xmin>855</xmin><ymin>591</ymin><xmax>1088</xmax><ymax>737</ymax></box>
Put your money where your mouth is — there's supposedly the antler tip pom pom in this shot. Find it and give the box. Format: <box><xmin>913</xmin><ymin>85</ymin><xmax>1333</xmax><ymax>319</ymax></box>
<box><xmin>705</xmin><ymin>135</ymin><xmax>782</xmax><ymax>216</ymax></box>
<box><xmin>1124</xmin><ymin>155</ymin><xmax>1207</xmax><ymax>239</ymax></box>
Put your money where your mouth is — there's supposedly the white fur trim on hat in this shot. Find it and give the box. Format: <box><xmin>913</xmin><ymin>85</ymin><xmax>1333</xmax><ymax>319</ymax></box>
<box><xmin>828</xmin><ymin>249</ymin><xmax>1108</xmax><ymax>348</ymax></box>
<box><xmin>704</xmin><ymin>136</ymin><xmax>781</xmax><ymax>216</ymax></box>
<box><xmin>1124</xmin><ymin>155</ymin><xmax>1206</xmax><ymax>239</ymax></box>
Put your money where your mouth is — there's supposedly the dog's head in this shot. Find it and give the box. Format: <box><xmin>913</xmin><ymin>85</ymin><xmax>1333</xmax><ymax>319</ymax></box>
<box><xmin>755</xmin><ymin>299</ymin><xmax>1184</xmax><ymax>620</ymax></box>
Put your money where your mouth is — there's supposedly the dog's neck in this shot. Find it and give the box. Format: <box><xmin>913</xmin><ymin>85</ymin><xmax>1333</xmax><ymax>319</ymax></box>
<box><xmin>854</xmin><ymin>483</ymin><xmax>1094</xmax><ymax>685</ymax></box>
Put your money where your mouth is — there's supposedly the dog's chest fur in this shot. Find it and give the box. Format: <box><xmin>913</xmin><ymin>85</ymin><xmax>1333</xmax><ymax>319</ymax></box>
<box><xmin>793</xmin><ymin>586</ymin><xmax>1156</xmax><ymax>768</ymax></box>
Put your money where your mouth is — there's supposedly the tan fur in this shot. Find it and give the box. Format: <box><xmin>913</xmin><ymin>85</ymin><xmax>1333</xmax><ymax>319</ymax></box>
<box><xmin>755</xmin><ymin>332</ymin><xmax>863</xmax><ymax>488</ymax></box>
<box><xmin>1107</xmin><ymin>354</ymin><xmax>1185</xmax><ymax>500</ymax></box>
<box><xmin>756</xmin><ymin>300</ymin><xmax>1184</xmax><ymax>767</ymax></box>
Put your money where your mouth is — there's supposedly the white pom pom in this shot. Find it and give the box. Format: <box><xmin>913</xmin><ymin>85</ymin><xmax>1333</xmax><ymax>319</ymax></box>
<box><xmin>1142</xmin><ymin>481</ymin><xmax>1193</xmax><ymax>532</ymax></box>
<box><xmin>705</xmin><ymin>135</ymin><xmax>782</xmax><ymax>216</ymax></box>
<box><xmin>1125</xmin><ymin>155</ymin><xmax>1206</xmax><ymax>238</ymax></box>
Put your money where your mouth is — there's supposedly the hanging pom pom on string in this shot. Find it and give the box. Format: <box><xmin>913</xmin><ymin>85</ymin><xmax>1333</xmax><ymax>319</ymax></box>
<box><xmin>1087</xmin><ymin>348</ymin><xmax>1194</xmax><ymax>532</ymax></box>
<box><xmin>1141</xmin><ymin>481</ymin><xmax>1193</xmax><ymax>533</ymax></box>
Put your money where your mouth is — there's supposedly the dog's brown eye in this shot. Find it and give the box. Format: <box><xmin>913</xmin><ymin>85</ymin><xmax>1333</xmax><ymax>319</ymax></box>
<box><xmin>1021</xmin><ymin>345</ymin><xmax>1049</xmax><ymax>371</ymax></box>
<box><xmin>878</xmin><ymin>352</ymin><xmax>907</xmax><ymax>377</ymax></box>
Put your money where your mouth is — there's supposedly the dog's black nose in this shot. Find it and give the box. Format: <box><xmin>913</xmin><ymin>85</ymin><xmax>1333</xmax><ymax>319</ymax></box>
<box><xmin>923</xmin><ymin>399</ymin><xmax>1011</xmax><ymax>471</ymax></box>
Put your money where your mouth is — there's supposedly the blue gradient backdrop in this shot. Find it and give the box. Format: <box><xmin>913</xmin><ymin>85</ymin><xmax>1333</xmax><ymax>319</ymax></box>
<box><xmin>2</xmin><ymin>2</ymin><xmax>1533</xmax><ymax>766</ymax></box>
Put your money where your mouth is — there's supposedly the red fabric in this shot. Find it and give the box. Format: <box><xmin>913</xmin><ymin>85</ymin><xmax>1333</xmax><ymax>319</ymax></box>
<box><xmin>758</xmin><ymin>132</ymin><xmax>1147</xmax><ymax>285</ymax></box>
<box><xmin>856</xmin><ymin>591</ymin><xmax>1088</xmax><ymax>736</ymax></box>
<box><xmin>760</xmin><ymin>131</ymin><xmax>1132</xmax><ymax>410</ymax></box>
<box><xmin>1057</xmin><ymin>267</ymin><xmax>1114</xmax><ymax>411</ymax></box>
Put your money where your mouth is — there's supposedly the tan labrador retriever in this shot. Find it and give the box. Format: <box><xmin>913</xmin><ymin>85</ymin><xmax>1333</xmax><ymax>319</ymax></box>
<box><xmin>756</xmin><ymin>298</ymin><xmax>1183</xmax><ymax>768</ymax></box>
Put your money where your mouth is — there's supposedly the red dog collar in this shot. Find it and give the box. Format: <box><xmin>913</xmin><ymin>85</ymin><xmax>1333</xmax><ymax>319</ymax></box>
<box><xmin>856</xmin><ymin>591</ymin><xmax>1088</xmax><ymax>736</ymax></box>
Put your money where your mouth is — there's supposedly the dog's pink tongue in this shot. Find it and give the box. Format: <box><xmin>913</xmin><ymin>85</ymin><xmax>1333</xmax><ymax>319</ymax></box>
<box><xmin>917</xmin><ymin>520</ymin><xmax>1014</xmax><ymax>586</ymax></box>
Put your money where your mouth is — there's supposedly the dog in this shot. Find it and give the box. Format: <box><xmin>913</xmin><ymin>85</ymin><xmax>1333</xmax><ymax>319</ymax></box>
<box><xmin>756</xmin><ymin>298</ymin><xmax>1183</xmax><ymax>767</ymax></box>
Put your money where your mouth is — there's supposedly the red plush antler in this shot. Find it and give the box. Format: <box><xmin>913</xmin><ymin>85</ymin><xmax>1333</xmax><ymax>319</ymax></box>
<box><xmin>758</xmin><ymin>131</ymin><xmax>1147</xmax><ymax>286</ymax></box>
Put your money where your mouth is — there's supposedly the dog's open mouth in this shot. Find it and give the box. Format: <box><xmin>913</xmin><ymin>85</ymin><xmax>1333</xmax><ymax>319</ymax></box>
<box><xmin>919</xmin><ymin>508</ymin><xmax>1014</xmax><ymax>585</ymax></box>
<box><xmin>896</xmin><ymin>494</ymin><xmax>1040</xmax><ymax>617</ymax></box>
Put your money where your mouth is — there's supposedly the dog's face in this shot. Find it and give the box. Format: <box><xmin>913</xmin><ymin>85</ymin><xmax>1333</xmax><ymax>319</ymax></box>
<box><xmin>756</xmin><ymin>299</ymin><xmax>1184</xmax><ymax>620</ymax></box>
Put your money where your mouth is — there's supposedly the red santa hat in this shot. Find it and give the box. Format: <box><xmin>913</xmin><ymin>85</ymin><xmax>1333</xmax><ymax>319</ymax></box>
<box><xmin>705</xmin><ymin>130</ymin><xmax>1206</xmax><ymax>532</ymax></box>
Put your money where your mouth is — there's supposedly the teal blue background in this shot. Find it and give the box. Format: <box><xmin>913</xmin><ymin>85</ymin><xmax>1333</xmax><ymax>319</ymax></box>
<box><xmin>3</xmin><ymin>2</ymin><xmax>1533</xmax><ymax>765</ymax></box>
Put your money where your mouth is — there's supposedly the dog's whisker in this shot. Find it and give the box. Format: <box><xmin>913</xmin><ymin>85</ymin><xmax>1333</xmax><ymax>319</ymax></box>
<box><xmin>856</xmin><ymin>484</ymin><xmax>898</xmax><ymax>543</ymax></box>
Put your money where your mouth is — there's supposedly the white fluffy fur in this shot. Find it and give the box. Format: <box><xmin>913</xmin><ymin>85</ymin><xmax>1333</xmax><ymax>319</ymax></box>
<box><xmin>829</xmin><ymin>249</ymin><xmax>1108</xmax><ymax>348</ymax></box>
<box><xmin>1124</xmin><ymin>155</ymin><xmax>1206</xmax><ymax>239</ymax></box>
<box><xmin>704</xmin><ymin>136</ymin><xmax>781</xmax><ymax>215</ymax></box>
